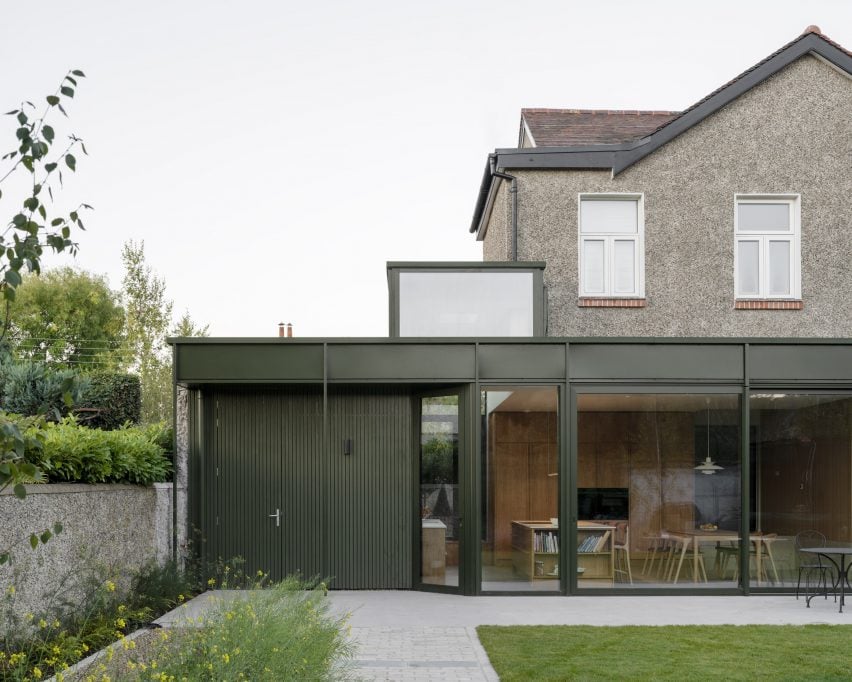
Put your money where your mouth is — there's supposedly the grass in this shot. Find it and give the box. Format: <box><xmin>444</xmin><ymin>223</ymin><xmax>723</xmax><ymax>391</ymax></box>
<box><xmin>477</xmin><ymin>624</ymin><xmax>852</xmax><ymax>681</ymax></box>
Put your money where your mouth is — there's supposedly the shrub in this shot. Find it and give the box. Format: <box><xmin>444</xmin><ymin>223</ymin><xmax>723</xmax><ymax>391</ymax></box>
<box><xmin>0</xmin><ymin>361</ymin><xmax>88</xmax><ymax>420</ymax></box>
<box><xmin>30</xmin><ymin>418</ymin><xmax>172</xmax><ymax>485</ymax></box>
<box><xmin>111</xmin><ymin>576</ymin><xmax>353</xmax><ymax>680</ymax></box>
<box><xmin>76</xmin><ymin>372</ymin><xmax>141</xmax><ymax>430</ymax></box>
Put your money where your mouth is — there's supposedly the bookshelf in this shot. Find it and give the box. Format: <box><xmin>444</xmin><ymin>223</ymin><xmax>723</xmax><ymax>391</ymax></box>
<box><xmin>577</xmin><ymin>522</ymin><xmax>615</xmax><ymax>581</ymax></box>
<box><xmin>511</xmin><ymin>521</ymin><xmax>560</xmax><ymax>580</ymax></box>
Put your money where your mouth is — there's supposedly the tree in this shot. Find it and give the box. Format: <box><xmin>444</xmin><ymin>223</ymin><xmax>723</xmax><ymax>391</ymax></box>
<box><xmin>0</xmin><ymin>71</ymin><xmax>90</xmax><ymax>510</ymax></box>
<box><xmin>172</xmin><ymin>310</ymin><xmax>209</xmax><ymax>338</ymax></box>
<box><xmin>121</xmin><ymin>240</ymin><xmax>172</xmax><ymax>424</ymax></box>
<box><xmin>9</xmin><ymin>267</ymin><xmax>125</xmax><ymax>368</ymax></box>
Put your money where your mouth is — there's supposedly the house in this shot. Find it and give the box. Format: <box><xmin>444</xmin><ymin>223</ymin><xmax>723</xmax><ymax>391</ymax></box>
<box><xmin>171</xmin><ymin>27</ymin><xmax>852</xmax><ymax>597</ymax></box>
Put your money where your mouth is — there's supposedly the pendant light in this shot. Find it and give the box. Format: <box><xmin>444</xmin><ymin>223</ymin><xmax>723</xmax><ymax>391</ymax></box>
<box><xmin>695</xmin><ymin>402</ymin><xmax>724</xmax><ymax>475</ymax></box>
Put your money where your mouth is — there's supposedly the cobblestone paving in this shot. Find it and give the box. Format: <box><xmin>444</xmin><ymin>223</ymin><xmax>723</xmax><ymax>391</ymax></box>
<box><xmin>346</xmin><ymin>626</ymin><xmax>498</xmax><ymax>681</ymax></box>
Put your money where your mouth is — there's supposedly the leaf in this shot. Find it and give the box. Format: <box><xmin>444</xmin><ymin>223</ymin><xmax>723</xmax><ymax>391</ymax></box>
<box><xmin>54</xmin><ymin>522</ymin><xmax>63</xmax><ymax>534</ymax></box>
<box><xmin>4</xmin><ymin>270</ymin><xmax>22</xmax><ymax>286</ymax></box>
<box><xmin>51</xmin><ymin>218</ymin><xmax>63</xmax><ymax>226</ymax></box>
<box><xmin>65</xmin><ymin>75</ymin><xmax>77</xmax><ymax>86</ymax></box>
<box><xmin>72</xmin><ymin>69</ymin><xmax>86</xmax><ymax>77</ymax></box>
<box><xmin>81</xmin><ymin>142</ymin><xmax>88</xmax><ymax>155</ymax></box>
<box><xmin>60</xmin><ymin>86</ymin><xmax>74</xmax><ymax>98</ymax></box>
<box><xmin>62</xmin><ymin>391</ymin><xmax>73</xmax><ymax>408</ymax></box>
<box><xmin>3</xmin><ymin>287</ymin><xmax>14</xmax><ymax>302</ymax></box>
<box><xmin>23</xmin><ymin>197</ymin><xmax>38</xmax><ymax>211</ymax></box>
<box><xmin>4</xmin><ymin>109</ymin><xmax>18</xmax><ymax>115</ymax></box>
<box><xmin>45</xmin><ymin>162</ymin><xmax>57</xmax><ymax>172</ymax></box>
<box><xmin>58</xmin><ymin>103</ymin><xmax>67</xmax><ymax>117</ymax></box>
<box><xmin>70</xmin><ymin>211</ymin><xmax>78</xmax><ymax>222</ymax></box>
<box><xmin>42</xmin><ymin>125</ymin><xmax>54</xmax><ymax>143</ymax></box>
<box><xmin>16</xmin><ymin>111</ymin><xmax>27</xmax><ymax>125</ymax></box>
<box><xmin>13</xmin><ymin>483</ymin><xmax>26</xmax><ymax>500</ymax></box>
<box><xmin>40</xmin><ymin>530</ymin><xmax>52</xmax><ymax>544</ymax></box>
<box><xmin>46</xmin><ymin>95</ymin><xmax>59</xmax><ymax>106</ymax></box>
<box><xmin>0</xmin><ymin>553</ymin><xmax>8</xmax><ymax>565</ymax></box>
<box><xmin>12</xmin><ymin>214</ymin><xmax>26</xmax><ymax>227</ymax></box>
<box><xmin>38</xmin><ymin>205</ymin><xmax>46</xmax><ymax>220</ymax></box>
<box><xmin>29</xmin><ymin>534</ymin><xmax>38</xmax><ymax>550</ymax></box>
<box><xmin>21</xmin><ymin>156</ymin><xmax>33</xmax><ymax>172</ymax></box>
<box><xmin>65</xmin><ymin>154</ymin><xmax>76</xmax><ymax>171</ymax></box>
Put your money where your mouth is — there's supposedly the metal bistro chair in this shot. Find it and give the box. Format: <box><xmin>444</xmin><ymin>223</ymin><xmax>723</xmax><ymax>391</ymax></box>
<box><xmin>795</xmin><ymin>530</ymin><xmax>834</xmax><ymax>602</ymax></box>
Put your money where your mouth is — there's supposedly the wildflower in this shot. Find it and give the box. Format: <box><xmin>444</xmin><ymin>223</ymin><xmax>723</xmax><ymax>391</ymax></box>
<box><xmin>127</xmin><ymin>639</ymin><xmax>136</xmax><ymax>649</ymax></box>
<box><xmin>207</xmin><ymin>577</ymin><xmax>216</xmax><ymax>587</ymax></box>
<box><xmin>6</xmin><ymin>585</ymin><xmax>15</xmax><ymax>596</ymax></box>
<box><xmin>225</xmin><ymin>611</ymin><xmax>234</xmax><ymax>620</ymax></box>
<box><xmin>52</xmin><ymin>645</ymin><xmax>61</xmax><ymax>655</ymax></box>
<box><xmin>25</xmin><ymin>612</ymin><xmax>33</xmax><ymax>621</ymax></box>
<box><xmin>127</xmin><ymin>662</ymin><xmax>136</xmax><ymax>670</ymax></box>
<box><xmin>32</xmin><ymin>667</ymin><xmax>43</xmax><ymax>679</ymax></box>
<box><xmin>177</xmin><ymin>593</ymin><xmax>185</xmax><ymax>603</ymax></box>
<box><xmin>115</xmin><ymin>617</ymin><xmax>126</xmax><ymax>628</ymax></box>
<box><xmin>117</xmin><ymin>604</ymin><xmax>126</xmax><ymax>613</ymax></box>
<box><xmin>104</xmin><ymin>580</ymin><xmax>116</xmax><ymax>592</ymax></box>
<box><xmin>39</xmin><ymin>618</ymin><xmax>48</xmax><ymax>629</ymax></box>
<box><xmin>53</xmin><ymin>619</ymin><xmax>60</xmax><ymax>628</ymax></box>
<box><xmin>222</xmin><ymin>653</ymin><xmax>230</xmax><ymax>664</ymax></box>
<box><xmin>257</xmin><ymin>569</ymin><xmax>264</xmax><ymax>576</ymax></box>
<box><xmin>82</xmin><ymin>643</ymin><xmax>90</xmax><ymax>652</ymax></box>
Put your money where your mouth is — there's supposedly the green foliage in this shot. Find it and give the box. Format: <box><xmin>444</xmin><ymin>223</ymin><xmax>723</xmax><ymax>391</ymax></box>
<box><xmin>112</xmin><ymin>576</ymin><xmax>352</xmax><ymax>680</ymax></box>
<box><xmin>172</xmin><ymin>309</ymin><xmax>210</xmax><ymax>338</ymax></box>
<box><xmin>126</xmin><ymin>560</ymin><xmax>201</xmax><ymax>620</ymax></box>
<box><xmin>0</xmin><ymin>361</ymin><xmax>87</xmax><ymax>419</ymax></box>
<box><xmin>477</xmin><ymin>625</ymin><xmax>852</xmax><ymax>681</ymax></box>
<box><xmin>10</xmin><ymin>267</ymin><xmax>125</xmax><ymax>368</ymax></box>
<box><xmin>76</xmin><ymin>372</ymin><xmax>141</xmax><ymax>430</ymax></box>
<box><xmin>29</xmin><ymin>418</ymin><xmax>172</xmax><ymax>485</ymax></box>
<box><xmin>0</xmin><ymin>70</ymin><xmax>91</xmax><ymax>313</ymax></box>
<box><xmin>421</xmin><ymin>436</ymin><xmax>455</xmax><ymax>484</ymax></box>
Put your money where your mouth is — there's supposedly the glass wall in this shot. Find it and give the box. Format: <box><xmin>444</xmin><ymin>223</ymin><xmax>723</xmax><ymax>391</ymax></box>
<box><xmin>481</xmin><ymin>386</ymin><xmax>560</xmax><ymax>592</ymax></box>
<box><xmin>399</xmin><ymin>271</ymin><xmax>534</xmax><ymax>337</ymax></box>
<box><xmin>749</xmin><ymin>394</ymin><xmax>852</xmax><ymax>588</ymax></box>
<box><xmin>577</xmin><ymin>393</ymin><xmax>741</xmax><ymax>589</ymax></box>
<box><xmin>420</xmin><ymin>394</ymin><xmax>460</xmax><ymax>588</ymax></box>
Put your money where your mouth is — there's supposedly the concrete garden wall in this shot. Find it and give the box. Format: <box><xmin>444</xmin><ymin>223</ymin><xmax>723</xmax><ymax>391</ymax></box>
<box><xmin>0</xmin><ymin>482</ymin><xmax>185</xmax><ymax>617</ymax></box>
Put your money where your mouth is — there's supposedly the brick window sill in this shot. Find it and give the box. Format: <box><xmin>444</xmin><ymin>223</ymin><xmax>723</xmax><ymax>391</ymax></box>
<box><xmin>578</xmin><ymin>298</ymin><xmax>646</xmax><ymax>308</ymax></box>
<box><xmin>734</xmin><ymin>299</ymin><xmax>803</xmax><ymax>310</ymax></box>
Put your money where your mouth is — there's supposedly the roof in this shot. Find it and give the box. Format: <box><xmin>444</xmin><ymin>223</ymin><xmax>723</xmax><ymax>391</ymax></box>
<box><xmin>472</xmin><ymin>26</ymin><xmax>852</xmax><ymax>236</ymax></box>
<box><xmin>521</xmin><ymin>109</ymin><xmax>679</xmax><ymax>146</ymax></box>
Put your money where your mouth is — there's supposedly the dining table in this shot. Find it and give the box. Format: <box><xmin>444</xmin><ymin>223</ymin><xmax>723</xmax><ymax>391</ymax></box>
<box><xmin>668</xmin><ymin>529</ymin><xmax>773</xmax><ymax>585</ymax></box>
<box><xmin>801</xmin><ymin>547</ymin><xmax>852</xmax><ymax>613</ymax></box>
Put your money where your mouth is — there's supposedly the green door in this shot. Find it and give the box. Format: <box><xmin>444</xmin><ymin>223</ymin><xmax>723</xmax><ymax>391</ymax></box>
<box><xmin>209</xmin><ymin>388</ymin><xmax>322</xmax><ymax>581</ymax></box>
<box><xmin>417</xmin><ymin>388</ymin><xmax>465</xmax><ymax>592</ymax></box>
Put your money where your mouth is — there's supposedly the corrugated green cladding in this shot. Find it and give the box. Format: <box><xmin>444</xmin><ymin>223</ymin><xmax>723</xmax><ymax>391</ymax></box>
<box><xmin>198</xmin><ymin>386</ymin><xmax>412</xmax><ymax>588</ymax></box>
<box><xmin>327</xmin><ymin>386</ymin><xmax>412</xmax><ymax>589</ymax></box>
<box><xmin>209</xmin><ymin>387</ymin><xmax>323</xmax><ymax>581</ymax></box>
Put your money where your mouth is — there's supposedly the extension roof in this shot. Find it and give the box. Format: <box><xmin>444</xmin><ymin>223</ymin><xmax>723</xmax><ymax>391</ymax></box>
<box><xmin>472</xmin><ymin>26</ymin><xmax>852</xmax><ymax>236</ymax></box>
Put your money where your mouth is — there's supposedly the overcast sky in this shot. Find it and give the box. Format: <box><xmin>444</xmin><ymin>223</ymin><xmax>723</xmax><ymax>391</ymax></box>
<box><xmin>2</xmin><ymin>1</ymin><xmax>851</xmax><ymax>338</ymax></box>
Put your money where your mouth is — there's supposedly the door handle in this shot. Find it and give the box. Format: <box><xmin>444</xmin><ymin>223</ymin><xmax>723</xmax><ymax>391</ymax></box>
<box><xmin>269</xmin><ymin>508</ymin><xmax>281</xmax><ymax>527</ymax></box>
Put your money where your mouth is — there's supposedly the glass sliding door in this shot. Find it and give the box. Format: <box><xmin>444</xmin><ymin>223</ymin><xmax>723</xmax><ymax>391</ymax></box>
<box><xmin>481</xmin><ymin>386</ymin><xmax>560</xmax><ymax>592</ymax></box>
<box><xmin>419</xmin><ymin>391</ymin><xmax>462</xmax><ymax>589</ymax></box>
<box><xmin>576</xmin><ymin>392</ymin><xmax>741</xmax><ymax>590</ymax></box>
<box><xmin>749</xmin><ymin>393</ymin><xmax>852</xmax><ymax>589</ymax></box>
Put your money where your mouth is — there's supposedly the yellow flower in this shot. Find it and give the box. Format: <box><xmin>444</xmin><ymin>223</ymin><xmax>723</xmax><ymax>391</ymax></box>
<box><xmin>207</xmin><ymin>577</ymin><xmax>216</xmax><ymax>587</ymax></box>
<box><xmin>127</xmin><ymin>639</ymin><xmax>136</xmax><ymax>649</ymax></box>
<box><xmin>115</xmin><ymin>617</ymin><xmax>126</xmax><ymax>628</ymax></box>
<box><xmin>52</xmin><ymin>645</ymin><xmax>61</xmax><ymax>655</ymax></box>
<box><xmin>257</xmin><ymin>569</ymin><xmax>264</xmax><ymax>576</ymax></box>
<box><xmin>25</xmin><ymin>612</ymin><xmax>33</xmax><ymax>621</ymax></box>
<box><xmin>222</xmin><ymin>653</ymin><xmax>230</xmax><ymax>664</ymax></box>
<box><xmin>117</xmin><ymin>604</ymin><xmax>126</xmax><ymax>613</ymax></box>
<box><xmin>127</xmin><ymin>661</ymin><xmax>136</xmax><ymax>670</ymax></box>
<box><xmin>6</xmin><ymin>585</ymin><xmax>15</xmax><ymax>596</ymax></box>
<box><xmin>81</xmin><ymin>643</ymin><xmax>89</xmax><ymax>652</ymax></box>
<box><xmin>53</xmin><ymin>619</ymin><xmax>60</xmax><ymax>628</ymax></box>
<box><xmin>104</xmin><ymin>580</ymin><xmax>116</xmax><ymax>592</ymax></box>
<box><xmin>177</xmin><ymin>594</ymin><xmax>185</xmax><ymax>603</ymax></box>
<box><xmin>33</xmin><ymin>667</ymin><xmax>43</xmax><ymax>679</ymax></box>
<box><xmin>38</xmin><ymin>618</ymin><xmax>47</xmax><ymax>628</ymax></box>
<box><xmin>225</xmin><ymin>611</ymin><xmax>234</xmax><ymax>620</ymax></box>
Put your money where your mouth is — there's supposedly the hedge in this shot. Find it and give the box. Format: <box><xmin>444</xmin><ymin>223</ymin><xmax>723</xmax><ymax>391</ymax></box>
<box><xmin>76</xmin><ymin>372</ymin><xmax>141</xmax><ymax>430</ymax></box>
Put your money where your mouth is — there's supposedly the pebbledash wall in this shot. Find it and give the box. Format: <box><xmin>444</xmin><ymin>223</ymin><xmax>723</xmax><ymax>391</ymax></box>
<box><xmin>483</xmin><ymin>56</ymin><xmax>852</xmax><ymax>338</ymax></box>
<box><xmin>1</xmin><ymin>390</ymin><xmax>191</xmax><ymax>616</ymax></box>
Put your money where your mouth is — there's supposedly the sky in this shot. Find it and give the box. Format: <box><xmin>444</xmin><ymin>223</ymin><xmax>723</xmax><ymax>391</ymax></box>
<box><xmin>1</xmin><ymin>0</ymin><xmax>851</xmax><ymax>338</ymax></box>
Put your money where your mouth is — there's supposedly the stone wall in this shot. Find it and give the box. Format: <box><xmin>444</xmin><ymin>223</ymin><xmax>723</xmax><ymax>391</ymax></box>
<box><xmin>0</xmin><ymin>482</ymin><xmax>185</xmax><ymax>618</ymax></box>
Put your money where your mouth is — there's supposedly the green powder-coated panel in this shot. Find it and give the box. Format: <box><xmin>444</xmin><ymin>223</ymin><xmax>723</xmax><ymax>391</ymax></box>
<box><xmin>327</xmin><ymin>344</ymin><xmax>475</xmax><ymax>380</ymax></box>
<box><xmin>209</xmin><ymin>388</ymin><xmax>324</xmax><ymax>581</ymax></box>
<box><xmin>750</xmin><ymin>345</ymin><xmax>852</xmax><ymax>382</ymax></box>
<box><xmin>479</xmin><ymin>344</ymin><xmax>566</xmax><ymax>379</ymax></box>
<box><xmin>570</xmin><ymin>344</ymin><xmax>743</xmax><ymax>381</ymax></box>
<box><xmin>326</xmin><ymin>387</ymin><xmax>413</xmax><ymax>589</ymax></box>
<box><xmin>177</xmin><ymin>344</ymin><xmax>323</xmax><ymax>382</ymax></box>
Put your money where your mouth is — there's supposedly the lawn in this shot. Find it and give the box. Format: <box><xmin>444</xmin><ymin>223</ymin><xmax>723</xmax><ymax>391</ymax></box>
<box><xmin>476</xmin><ymin>625</ymin><xmax>852</xmax><ymax>681</ymax></box>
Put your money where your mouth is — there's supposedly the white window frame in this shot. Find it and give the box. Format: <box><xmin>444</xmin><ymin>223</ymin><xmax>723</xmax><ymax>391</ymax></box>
<box><xmin>734</xmin><ymin>194</ymin><xmax>801</xmax><ymax>300</ymax></box>
<box><xmin>577</xmin><ymin>193</ymin><xmax>645</xmax><ymax>298</ymax></box>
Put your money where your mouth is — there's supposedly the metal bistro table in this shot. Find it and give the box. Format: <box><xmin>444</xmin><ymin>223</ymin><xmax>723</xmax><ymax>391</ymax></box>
<box><xmin>801</xmin><ymin>547</ymin><xmax>852</xmax><ymax>612</ymax></box>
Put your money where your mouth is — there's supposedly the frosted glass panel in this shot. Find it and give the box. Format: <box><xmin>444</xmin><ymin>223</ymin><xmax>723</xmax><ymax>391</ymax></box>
<box><xmin>768</xmin><ymin>240</ymin><xmax>791</xmax><ymax>296</ymax></box>
<box><xmin>737</xmin><ymin>241</ymin><xmax>759</xmax><ymax>295</ymax></box>
<box><xmin>581</xmin><ymin>200</ymin><xmax>637</xmax><ymax>234</ymax></box>
<box><xmin>613</xmin><ymin>240</ymin><xmax>636</xmax><ymax>294</ymax></box>
<box><xmin>738</xmin><ymin>203</ymin><xmax>789</xmax><ymax>232</ymax></box>
<box><xmin>399</xmin><ymin>272</ymin><xmax>534</xmax><ymax>337</ymax></box>
<box><xmin>582</xmin><ymin>240</ymin><xmax>605</xmax><ymax>293</ymax></box>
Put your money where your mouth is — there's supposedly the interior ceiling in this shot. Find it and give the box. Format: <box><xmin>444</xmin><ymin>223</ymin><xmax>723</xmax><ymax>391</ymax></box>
<box><xmin>487</xmin><ymin>391</ymin><xmax>851</xmax><ymax>414</ymax></box>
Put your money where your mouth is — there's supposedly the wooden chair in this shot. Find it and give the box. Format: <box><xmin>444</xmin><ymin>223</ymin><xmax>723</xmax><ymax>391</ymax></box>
<box><xmin>722</xmin><ymin>534</ymin><xmax>781</xmax><ymax>584</ymax></box>
<box><xmin>612</xmin><ymin>522</ymin><xmax>633</xmax><ymax>584</ymax></box>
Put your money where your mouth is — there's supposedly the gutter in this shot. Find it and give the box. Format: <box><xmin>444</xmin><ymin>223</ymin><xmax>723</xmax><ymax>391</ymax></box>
<box><xmin>470</xmin><ymin>154</ymin><xmax>520</xmax><ymax>261</ymax></box>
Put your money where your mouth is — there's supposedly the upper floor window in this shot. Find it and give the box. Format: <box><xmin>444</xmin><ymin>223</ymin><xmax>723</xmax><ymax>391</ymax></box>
<box><xmin>578</xmin><ymin>194</ymin><xmax>644</xmax><ymax>298</ymax></box>
<box><xmin>734</xmin><ymin>195</ymin><xmax>800</xmax><ymax>299</ymax></box>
